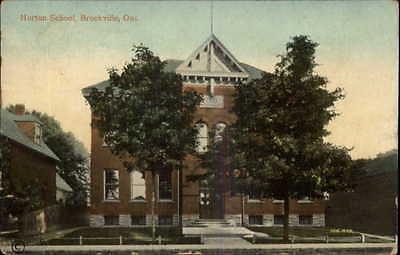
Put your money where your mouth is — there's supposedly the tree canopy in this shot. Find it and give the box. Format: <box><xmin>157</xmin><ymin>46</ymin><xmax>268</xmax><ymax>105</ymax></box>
<box><xmin>232</xmin><ymin>35</ymin><xmax>355</xmax><ymax>241</ymax></box>
<box><xmin>87</xmin><ymin>44</ymin><xmax>201</xmax><ymax>239</ymax></box>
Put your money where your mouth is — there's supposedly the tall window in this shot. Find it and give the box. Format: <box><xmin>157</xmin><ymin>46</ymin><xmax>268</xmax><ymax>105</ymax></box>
<box><xmin>195</xmin><ymin>123</ymin><xmax>208</xmax><ymax>153</ymax></box>
<box><xmin>34</xmin><ymin>123</ymin><xmax>42</xmax><ymax>145</ymax></box>
<box><xmin>214</xmin><ymin>122</ymin><xmax>226</xmax><ymax>142</ymax></box>
<box><xmin>104</xmin><ymin>169</ymin><xmax>119</xmax><ymax>200</ymax></box>
<box><xmin>131</xmin><ymin>171</ymin><xmax>146</xmax><ymax>201</ymax></box>
<box><xmin>158</xmin><ymin>171</ymin><xmax>172</xmax><ymax>200</ymax></box>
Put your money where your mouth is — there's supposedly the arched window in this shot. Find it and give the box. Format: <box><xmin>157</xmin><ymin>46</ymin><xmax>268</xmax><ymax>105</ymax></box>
<box><xmin>214</xmin><ymin>122</ymin><xmax>226</xmax><ymax>142</ymax></box>
<box><xmin>195</xmin><ymin>123</ymin><xmax>208</xmax><ymax>153</ymax></box>
<box><xmin>130</xmin><ymin>171</ymin><xmax>145</xmax><ymax>201</ymax></box>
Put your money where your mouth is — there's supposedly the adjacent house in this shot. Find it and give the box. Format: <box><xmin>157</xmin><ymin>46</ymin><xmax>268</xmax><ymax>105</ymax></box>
<box><xmin>0</xmin><ymin>105</ymin><xmax>59</xmax><ymax>208</ymax></box>
<box><xmin>56</xmin><ymin>172</ymin><xmax>73</xmax><ymax>204</ymax></box>
<box><xmin>82</xmin><ymin>34</ymin><xmax>326</xmax><ymax>228</ymax></box>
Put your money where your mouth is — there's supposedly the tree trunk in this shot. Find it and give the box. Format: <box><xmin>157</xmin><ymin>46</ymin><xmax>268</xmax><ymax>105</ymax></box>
<box><xmin>151</xmin><ymin>171</ymin><xmax>156</xmax><ymax>242</ymax></box>
<box><xmin>283</xmin><ymin>193</ymin><xmax>290</xmax><ymax>243</ymax></box>
<box><xmin>178</xmin><ymin>162</ymin><xmax>183</xmax><ymax>236</ymax></box>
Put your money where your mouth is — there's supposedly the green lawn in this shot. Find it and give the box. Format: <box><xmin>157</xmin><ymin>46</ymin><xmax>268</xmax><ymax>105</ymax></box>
<box><xmin>247</xmin><ymin>227</ymin><xmax>360</xmax><ymax>237</ymax></box>
<box><xmin>47</xmin><ymin>227</ymin><xmax>200</xmax><ymax>245</ymax></box>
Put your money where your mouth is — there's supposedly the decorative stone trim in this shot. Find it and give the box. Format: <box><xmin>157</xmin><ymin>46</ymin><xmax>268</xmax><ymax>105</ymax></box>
<box><xmin>312</xmin><ymin>214</ymin><xmax>325</xmax><ymax>227</ymax></box>
<box><xmin>172</xmin><ymin>214</ymin><xmax>179</xmax><ymax>226</ymax></box>
<box><xmin>243</xmin><ymin>214</ymin><xmax>249</xmax><ymax>225</ymax></box>
<box><xmin>289</xmin><ymin>214</ymin><xmax>299</xmax><ymax>226</ymax></box>
<box><xmin>146</xmin><ymin>214</ymin><xmax>158</xmax><ymax>226</ymax></box>
<box><xmin>119</xmin><ymin>214</ymin><xmax>130</xmax><ymax>227</ymax></box>
<box><xmin>89</xmin><ymin>214</ymin><xmax>104</xmax><ymax>227</ymax></box>
<box><xmin>225</xmin><ymin>214</ymin><xmax>242</xmax><ymax>226</ymax></box>
<box><xmin>263</xmin><ymin>214</ymin><xmax>274</xmax><ymax>226</ymax></box>
<box><xmin>182</xmin><ymin>214</ymin><xmax>199</xmax><ymax>226</ymax></box>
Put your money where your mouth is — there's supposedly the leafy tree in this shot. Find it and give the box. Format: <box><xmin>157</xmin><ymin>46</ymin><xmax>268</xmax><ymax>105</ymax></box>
<box><xmin>87</xmin><ymin>45</ymin><xmax>201</xmax><ymax>240</ymax></box>
<box><xmin>6</xmin><ymin>106</ymin><xmax>89</xmax><ymax>207</ymax></box>
<box><xmin>232</xmin><ymin>35</ymin><xmax>355</xmax><ymax>242</ymax></box>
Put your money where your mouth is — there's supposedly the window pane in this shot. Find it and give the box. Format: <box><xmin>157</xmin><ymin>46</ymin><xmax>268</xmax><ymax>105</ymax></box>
<box><xmin>131</xmin><ymin>215</ymin><xmax>146</xmax><ymax>225</ymax></box>
<box><xmin>158</xmin><ymin>216</ymin><xmax>173</xmax><ymax>225</ymax></box>
<box><xmin>159</xmin><ymin>171</ymin><xmax>172</xmax><ymax>200</ymax></box>
<box><xmin>195</xmin><ymin>123</ymin><xmax>208</xmax><ymax>152</ymax></box>
<box><xmin>274</xmin><ymin>215</ymin><xmax>284</xmax><ymax>225</ymax></box>
<box><xmin>131</xmin><ymin>171</ymin><xmax>146</xmax><ymax>200</ymax></box>
<box><xmin>104</xmin><ymin>215</ymin><xmax>119</xmax><ymax>226</ymax></box>
<box><xmin>105</xmin><ymin>170</ymin><xmax>119</xmax><ymax>200</ymax></box>
<box><xmin>249</xmin><ymin>215</ymin><xmax>263</xmax><ymax>225</ymax></box>
<box><xmin>299</xmin><ymin>215</ymin><xmax>313</xmax><ymax>225</ymax></box>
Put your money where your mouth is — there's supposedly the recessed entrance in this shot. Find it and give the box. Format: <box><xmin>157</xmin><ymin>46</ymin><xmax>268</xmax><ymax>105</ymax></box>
<box><xmin>199</xmin><ymin>178</ymin><xmax>224</xmax><ymax>219</ymax></box>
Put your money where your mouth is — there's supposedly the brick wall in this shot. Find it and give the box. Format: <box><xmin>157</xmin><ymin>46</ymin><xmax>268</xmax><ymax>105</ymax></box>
<box><xmin>88</xmin><ymin>83</ymin><xmax>327</xmax><ymax>226</ymax></box>
<box><xmin>9</xmin><ymin>141</ymin><xmax>57</xmax><ymax>206</ymax></box>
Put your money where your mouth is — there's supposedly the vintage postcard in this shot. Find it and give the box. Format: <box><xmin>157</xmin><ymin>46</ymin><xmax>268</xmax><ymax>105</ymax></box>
<box><xmin>0</xmin><ymin>1</ymin><xmax>398</xmax><ymax>254</ymax></box>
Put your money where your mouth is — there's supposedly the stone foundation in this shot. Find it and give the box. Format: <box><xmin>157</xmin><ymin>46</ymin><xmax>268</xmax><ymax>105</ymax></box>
<box><xmin>182</xmin><ymin>214</ymin><xmax>199</xmax><ymax>226</ymax></box>
<box><xmin>313</xmin><ymin>214</ymin><xmax>325</xmax><ymax>227</ymax></box>
<box><xmin>89</xmin><ymin>214</ymin><xmax>104</xmax><ymax>227</ymax></box>
<box><xmin>263</xmin><ymin>214</ymin><xmax>274</xmax><ymax>226</ymax></box>
<box><xmin>225</xmin><ymin>214</ymin><xmax>242</xmax><ymax>226</ymax></box>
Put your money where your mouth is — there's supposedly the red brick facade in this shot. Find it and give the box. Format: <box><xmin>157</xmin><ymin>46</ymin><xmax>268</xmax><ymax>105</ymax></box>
<box><xmin>86</xmin><ymin>34</ymin><xmax>326</xmax><ymax>227</ymax></box>
<box><xmin>88</xmin><ymin>83</ymin><xmax>326</xmax><ymax>227</ymax></box>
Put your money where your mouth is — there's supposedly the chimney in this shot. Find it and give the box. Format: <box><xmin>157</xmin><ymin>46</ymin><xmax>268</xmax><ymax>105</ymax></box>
<box><xmin>15</xmin><ymin>104</ymin><xmax>26</xmax><ymax>115</ymax></box>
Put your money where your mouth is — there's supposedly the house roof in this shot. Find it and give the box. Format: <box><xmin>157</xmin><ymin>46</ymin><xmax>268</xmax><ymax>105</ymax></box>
<box><xmin>56</xmin><ymin>173</ymin><xmax>73</xmax><ymax>192</ymax></box>
<box><xmin>0</xmin><ymin>109</ymin><xmax>60</xmax><ymax>161</ymax></box>
<box><xmin>82</xmin><ymin>59</ymin><xmax>266</xmax><ymax>96</ymax></box>
<box><xmin>13</xmin><ymin>114</ymin><xmax>42</xmax><ymax>124</ymax></box>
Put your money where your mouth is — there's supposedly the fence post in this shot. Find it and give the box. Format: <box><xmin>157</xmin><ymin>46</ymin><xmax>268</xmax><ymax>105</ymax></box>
<box><xmin>79</xmin><ymin>236</ymin><xmax>82</xmax><ymax>245</ymax></box>
<box><xmin>158</xmin><ymin>235</ymin><xmax>162</xmax><ymax>245</ymax></box>
<box><xmin>325</xmin><ymin>235</ymin><xmax>329</xmax><ymax>243</ymax></box>
<box><xmin>119</xmin><ymin>236</ymin><xmax>122</xmax><ymax>245</ymax></box>
<box><xmin>361</xmin><ymin>234</ymin><xmax>365</xmax><ymax>243</ymax></box>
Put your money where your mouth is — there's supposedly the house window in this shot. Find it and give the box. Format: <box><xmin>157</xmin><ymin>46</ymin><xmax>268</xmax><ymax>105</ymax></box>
<box><xmin>274</xmin><ymin>215</ymin><xmax>284</xmax><ymax>225</ymax></box>
<box><xmin>249</xmin><ymin>215</ymin><xmax>263</xmax><ymax>225</ymax></box>
<box><xmin>104</xmin><ymin>169</ymin><xmax>119</xmax><ymax>200</ymax></box>
<box><xmin>158</xmin><ymin>171</ymin><xmax>172</xmax><ymax>200</ymax></box>
<box><xmin>104</xmin><ymin>215</ymin><xmax>119</xmax><ymax>226</ymax></box>
<box><xmin>131</xmin><ymin>215</ymin><xmax>146</xmax><ymax>226</ymax></box>
<box><xmin>158</xmin><ymin>215</ymin><xmax>173</xmax><ymax>225</ymax></box>
<box><xmin>214</xmin><ymin>122</ymin><xmax>226</xmax><ymax>142</ymax></box>
<box><xmin>130</xmin><ymin>171</ymin><xmax>146</xmax><ymax>201</ymax></box>
<box><xmin>195</xmin><ymin>123</ymin><xmax>208</xmax><ymax>153</ymax></box>
<box><xmin>299</xmin><ymin>215</ymin><xmax>313</xmax><ymax>225</ymax></box>
<box><xmin>34</xmin><ymin>123</ymin><xmax>42</xmax><ymax>145</ymax></box>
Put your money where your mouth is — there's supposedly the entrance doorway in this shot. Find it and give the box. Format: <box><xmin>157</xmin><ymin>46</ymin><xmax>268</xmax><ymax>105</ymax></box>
<box><xmin>199</xmin><ymin>178</ymin><xmax>224</xmax><ymax>219</ymax></box>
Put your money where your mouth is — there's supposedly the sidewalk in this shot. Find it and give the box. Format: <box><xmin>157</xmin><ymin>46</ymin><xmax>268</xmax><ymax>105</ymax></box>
<box><xmin>0</xmin><ymin>242</ymin><xmax>395</xmax><ymax>252</ymax></box>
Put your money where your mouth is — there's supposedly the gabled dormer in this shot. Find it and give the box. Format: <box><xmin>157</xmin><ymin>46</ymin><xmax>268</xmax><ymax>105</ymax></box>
<box><xmin>176</xmin><ymin>33</ymin><xmax>249</xmax><ymax>87</ymax></box>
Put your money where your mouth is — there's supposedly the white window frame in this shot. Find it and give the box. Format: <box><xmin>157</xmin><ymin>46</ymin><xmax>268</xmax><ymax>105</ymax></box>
<box><xmin>214</xmin><ymin>122</ymin><xmax>226</xmax><ymax>142</ymax></box>
<box><xmin>195</xmin><ymin>122</ymin><xmax>208</xmax><ymax>153</ymax></box>
<box><xmin>130</xmin><ymin>171</ymin><xmax>146</xmax><ymax>202</ymax></box>
<box><xmin>104</xmin><ymin>169</ymin><xmax>119</xmax><ymax>201</ymax></box>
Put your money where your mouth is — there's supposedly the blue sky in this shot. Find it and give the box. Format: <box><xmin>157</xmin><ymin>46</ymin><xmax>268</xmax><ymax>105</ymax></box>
<box><xmin>1</xmin><ymin>1</ymin><xmax>398</xmax><ymax>158</ymax></box>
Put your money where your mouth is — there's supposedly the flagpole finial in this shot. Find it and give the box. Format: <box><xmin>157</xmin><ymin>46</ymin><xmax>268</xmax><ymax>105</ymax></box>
<box><xmin>210</xmin><ymin>0</ymin><xmax>214</xmax><ymax>34</ymax></box>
